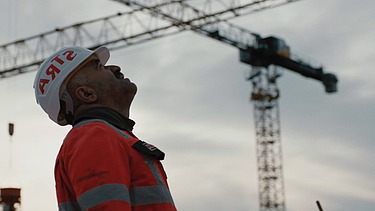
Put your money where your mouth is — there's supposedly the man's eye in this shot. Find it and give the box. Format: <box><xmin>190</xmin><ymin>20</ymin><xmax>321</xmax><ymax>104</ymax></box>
<box><xmin>95</xmin><ymin>60</ymin><xmax>103</xmax><ymax>69</ymax></box>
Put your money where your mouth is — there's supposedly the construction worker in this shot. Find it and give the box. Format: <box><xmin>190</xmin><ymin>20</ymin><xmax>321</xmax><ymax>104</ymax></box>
<box><xmin>33</xmin><ymin>46</ymin><xmax>177</xmax><ymax>211</ymax></box>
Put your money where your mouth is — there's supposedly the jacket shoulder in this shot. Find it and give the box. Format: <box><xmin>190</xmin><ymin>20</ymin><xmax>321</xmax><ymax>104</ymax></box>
<box><xmin>62</xmin><ymin>121</ymin><xmax>137</xmax><ymax>152</ymax></box>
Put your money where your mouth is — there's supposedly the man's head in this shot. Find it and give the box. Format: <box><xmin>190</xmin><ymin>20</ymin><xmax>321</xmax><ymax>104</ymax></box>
<box><xmin>34</xmin><ymin>46</ymin><xmax>137</xmax><ymax>126</ymax></box>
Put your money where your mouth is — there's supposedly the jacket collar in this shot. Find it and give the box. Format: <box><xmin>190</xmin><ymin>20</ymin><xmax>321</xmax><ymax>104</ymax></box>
<box><xmin>72</xmin><ymin>107</ymin><xmax>135</xmax><ymax>132</ymax></box>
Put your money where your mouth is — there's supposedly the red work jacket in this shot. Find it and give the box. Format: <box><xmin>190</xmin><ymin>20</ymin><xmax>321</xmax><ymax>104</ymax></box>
<box><xmin>55</xmin><ymin>119</ymin><xmax>176</xmax><ymax>210</ymax></box>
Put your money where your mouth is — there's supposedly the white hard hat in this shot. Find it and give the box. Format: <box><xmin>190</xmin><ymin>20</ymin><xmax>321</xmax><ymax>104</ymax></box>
<box><xmin>33</xmin><ymin>46</ymin><xmax>110</xmax><ymax>126</ymax></box>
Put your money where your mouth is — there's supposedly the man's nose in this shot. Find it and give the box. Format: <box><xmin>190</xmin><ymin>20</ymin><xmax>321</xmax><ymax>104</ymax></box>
<box><xmin>106</xmin><ymin>65</ymin><xmax>124</xmax><ymax>79</ymax></box>
<box><xmin>106</xmin><ymin>65</ymin><xmax>121</xmax><ymax>73</ymax></box>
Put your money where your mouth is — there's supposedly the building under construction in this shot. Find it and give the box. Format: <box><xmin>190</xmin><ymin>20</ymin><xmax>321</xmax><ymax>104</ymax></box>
<box><xmin>0</xmin><ymin>188</ymin><xmax>21</xmax><ymax>211</ymax></box>
<box><xmin>1</xmin><ymin>123</ymin><xmax>21</xmax><ymax>211</ymax></box>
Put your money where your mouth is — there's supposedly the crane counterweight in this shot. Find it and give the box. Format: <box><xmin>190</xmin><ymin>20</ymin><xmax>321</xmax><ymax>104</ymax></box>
<box><xmin>240</xmin><ymin>36</ymin><xmax>338</xmax><ymax>94</ymax></box>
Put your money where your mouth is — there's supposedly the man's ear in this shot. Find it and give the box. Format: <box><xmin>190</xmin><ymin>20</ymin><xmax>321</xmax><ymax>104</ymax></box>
<box><xmin>75</xmin><ymin>86</ymin><xmax>98</xmax><ymax>103</ymax></box>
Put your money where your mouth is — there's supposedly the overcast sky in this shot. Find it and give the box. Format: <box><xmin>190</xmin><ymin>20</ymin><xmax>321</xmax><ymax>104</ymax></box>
<box><xmin>0</xmin><ymin>0</ymin><xmax>374</xmax><ymax>211</ymax></box>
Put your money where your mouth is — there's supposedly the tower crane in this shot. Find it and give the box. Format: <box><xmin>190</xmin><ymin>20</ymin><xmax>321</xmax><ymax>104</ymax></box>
<box><xmin>0</xmin><ymin>1</ymin><xmax>338</xmax><ymax>210</ymax></box>
<box><xmin>107</xmin><ymin>1</ymin><xmax>337</xmax><ymax>211</ymax></box>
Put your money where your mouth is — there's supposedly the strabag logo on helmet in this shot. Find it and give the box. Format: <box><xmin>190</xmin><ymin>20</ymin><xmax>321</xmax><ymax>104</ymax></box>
<box><xmin>34</xmin><ymin>46</ymin><xmax>110</xmax><ymax>125</ymax></box>
<box><xmin>38</xmin><ymin>50</ymin><xmax>77</xmax><ymax>95</ymax></box>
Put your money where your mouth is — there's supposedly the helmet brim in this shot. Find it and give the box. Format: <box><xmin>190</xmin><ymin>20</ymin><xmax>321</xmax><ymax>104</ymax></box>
<box><xmin>94</xmin><ymin>46</ymin><xmax>110</xmax><ymax>66</ymax></box>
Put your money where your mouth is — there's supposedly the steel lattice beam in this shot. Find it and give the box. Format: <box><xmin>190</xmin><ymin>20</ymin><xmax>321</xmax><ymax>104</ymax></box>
<box><xmin>113</xmin><ymin>0</ymin><xmax>302</xmax><ymax>49</ymax></box>
<box><xmin>0</xmin><ymin>0</ymin><xmax>299</xmax><ymax>78</ymax></box>
<box><xmin>114</xmin><ymin>0</ymin><xmax>301</xmax><ymax>23</ymax></box>
<box><xmin>113</xmin><ymin>0</ymin><xmax>338</xmax><ymax>94</ymax></box>
<box><xmin>0</xmin><ymin>7</ymin><xmax>182</xmax><ymax>78</ymax></box>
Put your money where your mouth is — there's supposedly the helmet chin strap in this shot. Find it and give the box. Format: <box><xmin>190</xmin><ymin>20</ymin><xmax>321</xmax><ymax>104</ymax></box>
<box><xmin>56</xmin><ymin>55</ymin><xmax>99</xmax><ymax>125</ymax></box>
<box><xmin>58</xmin><ymin>88</ymin><xmax>75</xmax><ymax>125</ymax></box>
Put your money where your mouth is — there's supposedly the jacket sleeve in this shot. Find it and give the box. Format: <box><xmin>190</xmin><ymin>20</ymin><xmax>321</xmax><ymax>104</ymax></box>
<box><xmin>63</xmin><ymin>122</ymin><xmax>132</xmax><ymax>210</ymax></box>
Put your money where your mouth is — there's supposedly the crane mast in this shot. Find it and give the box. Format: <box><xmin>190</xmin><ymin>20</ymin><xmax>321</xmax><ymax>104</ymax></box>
<box><xmin>0</xmin><ymin>1</ymin><xmax>338</xmax><ymax>211</ymax></box>
<box><xmin>249</xmin><ymin>66</ymin><xmax>285</xmax><ymax>210</ymax></box>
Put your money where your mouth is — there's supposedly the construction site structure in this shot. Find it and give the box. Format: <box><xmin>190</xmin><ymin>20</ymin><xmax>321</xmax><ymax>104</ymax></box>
<box><xmin>0</xmin><ymin>1</ymin><xmax>338</xmax><ymax>210</ymax></box>
<box><xmin>0</xmin><ymin>123</ymin><xmax>21</xmax><ymax>211</ymax></box>
<box><xmin>0</xmin><ymin>188</ymin><xmax>21</xmax><ymax>211</ymax></box>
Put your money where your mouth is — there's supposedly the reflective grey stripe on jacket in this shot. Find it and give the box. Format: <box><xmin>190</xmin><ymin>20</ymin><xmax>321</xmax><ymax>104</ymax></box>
<box><xmin>59</xmin><ymin>119</ymin><xmax>174</xmax><ymax>210</ymax></box>
<box><xmin>73</xmin><ymin>119</ymin><xmax>131</xmax><ymax>139</ymax></box>
<box><xmin>59</xmin><ymin>184</ymin><xmax>129</xmax><ymax>210</ymax></box>
<box><xmin>59</xmin><ymin>201</ymin><xmax>80</xmax><ymax>211</ymax></box>
<box><xmin>79</xmin><ymin>184</ymin><xmax>130</xmax><ymax>208</ymax></box>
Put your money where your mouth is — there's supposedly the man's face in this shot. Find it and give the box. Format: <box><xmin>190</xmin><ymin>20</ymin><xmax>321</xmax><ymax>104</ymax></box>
<box><xmin>78</xmin><ymin>58</ymin><xmax>137</xmax><ymax>108</ymax></box>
